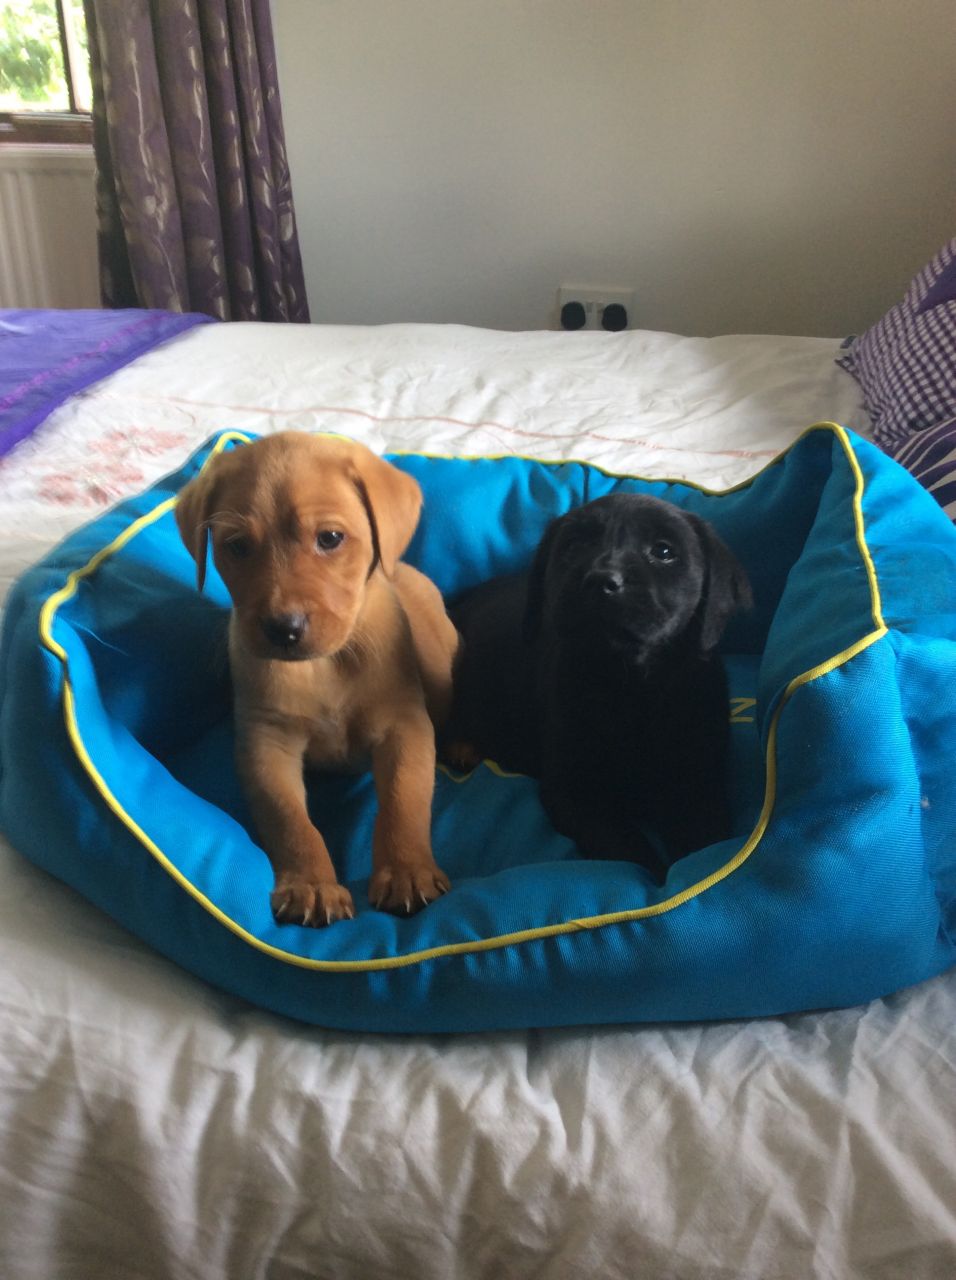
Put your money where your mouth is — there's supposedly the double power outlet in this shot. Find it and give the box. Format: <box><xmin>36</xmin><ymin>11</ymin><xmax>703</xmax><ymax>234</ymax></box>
<box><xmin>556</xmin><ymin>285</ymin><xmax>635</xmax><ymax>331</ymax></box>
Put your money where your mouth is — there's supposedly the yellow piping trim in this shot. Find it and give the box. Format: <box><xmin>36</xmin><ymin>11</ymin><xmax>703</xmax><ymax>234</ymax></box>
<box><xmin>38</xmin><ymin>422</ymin><xmax>887</xmax><ymax>972</ymax></box>
<box><xmin>840</xmin><ymin>426</ymin><xmax>885</xmax><ymax>631</ymax></box>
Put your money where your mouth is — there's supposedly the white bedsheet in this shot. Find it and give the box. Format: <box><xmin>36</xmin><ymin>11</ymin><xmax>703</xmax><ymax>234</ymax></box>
<box><xmin>0</xmin><ymin>322</ymin><xmax>953</xmax><ymax>1280</ymax></box>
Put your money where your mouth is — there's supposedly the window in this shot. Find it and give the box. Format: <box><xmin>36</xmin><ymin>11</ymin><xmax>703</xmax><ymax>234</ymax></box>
<box><xmin>0</xmin><ymin>0</ymin><xmax>92</xmax><ymax>143</ymax></box>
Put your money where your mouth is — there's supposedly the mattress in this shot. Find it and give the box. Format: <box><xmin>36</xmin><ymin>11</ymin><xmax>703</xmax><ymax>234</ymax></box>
<box><xmin>1</xmin><ymin>319</ymin><xmax>953</xmax><ymax>1280</ymax></box>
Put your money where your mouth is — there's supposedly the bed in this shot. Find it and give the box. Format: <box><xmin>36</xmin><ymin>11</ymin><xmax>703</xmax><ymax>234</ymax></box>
<box><xmin>1</xmin><ymin>310</ymin><xmax>954</xmax><ymax>1279</ymax></box>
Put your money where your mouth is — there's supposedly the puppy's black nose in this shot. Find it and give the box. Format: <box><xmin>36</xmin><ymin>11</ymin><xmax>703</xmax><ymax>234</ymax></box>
<box><xmin>588</xmin><ymin>568</ymin><xmax>625</xmax><ymax>596</ymax></box>
<box><xmin>262</xmin><ymin>613</ymin><xmax>308</xmax><ymax>649</ymax></box>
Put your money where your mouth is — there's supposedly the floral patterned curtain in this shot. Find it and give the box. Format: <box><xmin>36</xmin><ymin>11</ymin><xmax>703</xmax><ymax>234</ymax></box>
<box><xmin>83</xmin><ymin>0</ymin><xmax>310</xmax><ymax>321</ymax></box>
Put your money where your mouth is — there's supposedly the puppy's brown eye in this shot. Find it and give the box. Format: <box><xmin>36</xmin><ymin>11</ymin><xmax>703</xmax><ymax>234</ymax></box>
<box><xmin>316</xmin><ymin>530</ymin><xmax>345</xmax><ymax>553</ymax></box>
<box><xmin>225</xmin><ymin>536</ymin><xmax>252</xmax><ymax>560</ymax></box>
<box><xmin>650</xmin><ymin>541</ymin><xmax>677</xmax><ymax>562</ymax></box>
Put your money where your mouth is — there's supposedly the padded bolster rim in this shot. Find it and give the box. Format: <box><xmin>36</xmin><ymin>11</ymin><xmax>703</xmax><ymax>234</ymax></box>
<box><xmin>36</xmin><ymin>423</ymin><xmax>887</xmax><ymax>973</ymax></box>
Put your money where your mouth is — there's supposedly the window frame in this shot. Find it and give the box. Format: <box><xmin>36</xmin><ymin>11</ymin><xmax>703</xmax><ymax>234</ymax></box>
<box><xmin>0</xmin><ymin>0</ymin><xmax>92</xmax><ymax>146</ymax></box>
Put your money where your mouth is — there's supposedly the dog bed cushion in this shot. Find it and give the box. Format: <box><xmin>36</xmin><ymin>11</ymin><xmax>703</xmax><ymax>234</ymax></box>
<box><xmin>1</xmin><ymin>426</ymin><xmax>955</xmax><ymax>1033</ymax></box>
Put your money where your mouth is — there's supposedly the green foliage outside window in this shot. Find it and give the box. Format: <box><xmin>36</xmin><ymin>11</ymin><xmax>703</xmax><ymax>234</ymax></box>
<box><xmin>0</xmin><ymin>0</ymin><xmax>91</xmax><ymax>114</ymax></box>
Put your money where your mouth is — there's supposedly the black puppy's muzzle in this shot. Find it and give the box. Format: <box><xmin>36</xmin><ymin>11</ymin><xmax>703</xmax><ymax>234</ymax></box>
<box><xmin>573</xmin><ymin>566</ymin><xmax>666</xmax><ymax>651</ymax></box>
<box><xmin>585</xmin><ymin>567</ymin><xmax>625</xmax><ymax>597</ymax></box>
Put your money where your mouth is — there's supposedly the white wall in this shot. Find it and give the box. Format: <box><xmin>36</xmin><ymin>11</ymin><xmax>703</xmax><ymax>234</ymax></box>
<box><xmin>272</xmin><ymin>0</ymin><xmax>956</xmax><ymax>336</ymax></box>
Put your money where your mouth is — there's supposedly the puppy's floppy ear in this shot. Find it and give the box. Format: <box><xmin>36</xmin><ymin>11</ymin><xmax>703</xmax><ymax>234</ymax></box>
<box><xmin>523</xmin><ymin>517</ymin><xmax>562</xmax><ymax>643</ymax></box>
<box><xmin>687</xmin><ymin>515</ymin><xmax>753</xmax><ymax>651</ymax></box>
<box><xmin>175</xmin><ymin>465</ymin><xmax>219</xmax><ymax>593</ymax></box>
<box><xmin>350</xmin><ymin>450</ymin><xmax>422</xmax><ymax>578</ymax></box>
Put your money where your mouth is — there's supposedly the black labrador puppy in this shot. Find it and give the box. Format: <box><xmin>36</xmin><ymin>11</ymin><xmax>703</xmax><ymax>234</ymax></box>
<box><xmin>442</xmin><ymin>494</ymin><xmax>752</xmax><ymax>878</ymax></box>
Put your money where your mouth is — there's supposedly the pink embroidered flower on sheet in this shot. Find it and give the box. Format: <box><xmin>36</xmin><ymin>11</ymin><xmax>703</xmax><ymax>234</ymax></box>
<box><xmin>90</xmin><ymin>427</ymin><xmax>190</xmax><ymax>458</ymax></box>
<box><xmin>37</xmin><ymin>460</ymin><xmax>146</xmax><ymax>507</ymax></box>
<box><xmin>36</xmin><ymin>473</ymin><xmax>82</xmax><ymax>505</ymax></box>
<box><xmin>85</xmin><ymin>460</ymin><xmax>146</xmax><ymax>504</ymax></box>
<box><xmin>33</xmin><ymin>423</ymin><xmax>191</xmax><ymax>508</ymax></box>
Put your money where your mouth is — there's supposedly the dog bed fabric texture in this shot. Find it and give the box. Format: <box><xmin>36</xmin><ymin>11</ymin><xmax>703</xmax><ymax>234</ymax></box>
<box><xmin>1</xmin><ymin>425</ymin><xmax>955</xmax><ymax>1033</ymax></box>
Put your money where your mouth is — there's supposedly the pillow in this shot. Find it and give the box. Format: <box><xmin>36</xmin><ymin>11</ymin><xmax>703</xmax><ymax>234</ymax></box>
<box><xmin>917</xmin><ymin>251</ymin><xmax>956</xmax><ymax>313</ymax></box>
<box><xmin>837</xmin><ymin>239</ymin><xmax>956</xmax><ymax>446</ymax></box>
<box><xmin>889</xmin><ymin>415</ymin><xmax>956</xmax><ymax>520</ymax></box>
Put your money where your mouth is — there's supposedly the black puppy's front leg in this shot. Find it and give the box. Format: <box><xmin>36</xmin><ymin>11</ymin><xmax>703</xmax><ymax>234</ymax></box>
<box><xmin>654</xmin><ymin>684</ymin><xmax>734</xmax><ymax>861</ymax></box>
<box><xmin>658</xmin><ymin>769</ymin><xmax>732</xmax><ymax>862</ymax></box>
<box><xmin>538</xmin><ymin>741</ymin><xmax>663</xmax><ymax>875</ymax></box>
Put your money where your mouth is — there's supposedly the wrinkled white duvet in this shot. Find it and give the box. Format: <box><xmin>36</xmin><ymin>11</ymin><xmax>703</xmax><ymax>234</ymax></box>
<box><xmin>0</xmin><ymin>322</ymin><xmax>953</xmax><ymax>1280</ymax></box>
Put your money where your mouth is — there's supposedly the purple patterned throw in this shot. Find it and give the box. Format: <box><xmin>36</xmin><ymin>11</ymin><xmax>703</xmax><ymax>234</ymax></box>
<box><xmin>0</xmin><ymin>308</ymin><xmax>214</xmax><ymax>459</ymax></box>
<box><xmin>889</xmin><ymin>417</ymin><xmax>956</xmax><ymax>520</ymax></box>
<box><xmin>837</xmin><ymin>238</ymin><xmax>956</xmax><ymax>447</ymax></box>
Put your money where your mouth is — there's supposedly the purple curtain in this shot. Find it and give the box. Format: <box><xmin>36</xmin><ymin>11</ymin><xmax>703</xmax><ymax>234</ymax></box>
<box><xmin>83</xmin><ymin>0</ymin><xmax>310</xmax><ymax>321</ymax></box>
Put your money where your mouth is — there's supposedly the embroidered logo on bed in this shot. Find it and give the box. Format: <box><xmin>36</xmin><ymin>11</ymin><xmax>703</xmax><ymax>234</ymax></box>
<box><xmin>730</xmin><ymin>697</ymin><xmax>757</xmax><ymax>724</ymax></box>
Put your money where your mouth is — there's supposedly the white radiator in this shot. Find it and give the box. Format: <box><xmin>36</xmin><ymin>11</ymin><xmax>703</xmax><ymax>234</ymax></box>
<box><xmin>0</xmin><ymin>145</ymin><xmax>99</xmax><ymax>309</ymax></box>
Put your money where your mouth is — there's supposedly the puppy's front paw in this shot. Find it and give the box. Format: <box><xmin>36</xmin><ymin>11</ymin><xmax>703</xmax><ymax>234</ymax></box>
<box><xmin>368</xmin><ymin>862</ymin><xmax>451</xmax><ymax>915</ymax></box>
<box><xmin>271</xmin><ymin>875</ymin><xmax>355</xmax><ymax>927</ymax></box>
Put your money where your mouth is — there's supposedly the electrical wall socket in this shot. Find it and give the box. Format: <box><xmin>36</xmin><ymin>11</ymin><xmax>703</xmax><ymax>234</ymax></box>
<box><xmin>557</xmin><ymin>285</ymin><xmax>636</xmax><ymax>331</ymax></box>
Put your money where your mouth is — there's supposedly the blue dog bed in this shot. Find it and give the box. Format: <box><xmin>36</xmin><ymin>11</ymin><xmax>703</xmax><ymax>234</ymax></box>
<box><xmin>1</xmin><ymin>426</ymin><xmax>955</xmax><ymax>1032</ymax></box>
